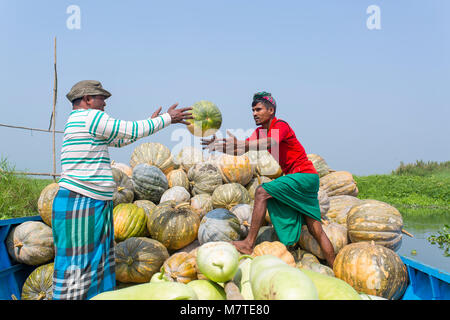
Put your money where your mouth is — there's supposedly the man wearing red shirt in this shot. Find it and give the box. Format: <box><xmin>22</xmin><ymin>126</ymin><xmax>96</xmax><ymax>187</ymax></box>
<box><xmin>202</xmin><ymin>91</ymin><xmax>335</xmax><ymax>267</ymax></box>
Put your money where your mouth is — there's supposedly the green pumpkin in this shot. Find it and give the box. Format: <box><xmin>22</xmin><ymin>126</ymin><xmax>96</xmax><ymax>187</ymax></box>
<box><xmin>132</xmin><ymin>163</ymin><xmax>168</xmax><ymax>203</ymax></box>
<box><xmin>112</xmin><ymin>167</ymin><xmax>135</xmax><ymax>207</ymax></box>
<box><xmin>147</xmin><ymin>201</ymin><xmax>201</xmax><ymax>250</ymax></box>
<box><xmin>186</xmin><ymin>100</ymin><xmax>222</xmax><ymax>137</ymax></box>
<box><xmin>212</xmin><ymin>183</ymin><xmax>251</xmax><ymax>210</ymax></box>
<box><xmin>187</xmin><ymin>162</ymin><xmax>223</xmax><ymax>196</ymax></box>
<box><xmin>113</xmin><ymin>203</ymin><xmax>148</xmax><ymax>242</ymax></box>
<box><xmin>115</xmin><ymin>237</ymin><xmax>169</xmax><ymax>283</ymax></box>
<box><xmin>21</xmin><ymin>262</ymin><xmax>54</xmax><ymax>300</ymax></box>
<box><xmin>198</xmin><ymin>208</ymin><xmax>244</xmax><ymax>245</ymax></box>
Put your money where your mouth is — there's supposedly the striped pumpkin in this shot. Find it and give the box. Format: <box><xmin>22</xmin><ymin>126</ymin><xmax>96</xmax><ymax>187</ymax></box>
<box><xmin>113</xmin><ymin>203</ymin><xmax>148</xmax><ymax>242</ymax></box>
<box><xmin>21</xmin><ymin>262</ymin><xmax>54</xmax><ymax>300</ymax></box>
<box><xmin>190</xmin><ymin>194</ymin><xmax>214</xmax><ymax>218</ymax></box>
<box><xmin>217</xmin><ymin>154</ymin><xmax>253</xmax><ymax>186</ymax></box>
<box><xmin>325</xmin><ymin>195</ymin><xmax>362</xmax><ymax>225</ymax></box>
<box><xmin>186</xmin><ymin>100</ymin><xmax>222</xmax><ymax>137</ymax></box>
<box><xmin>166</xmin><ymin>168</ymin><xmax>190</xmax><ymax>190</ymax></box>
<box><xmin>132</xmin><ymin>163</ymin><xmax>168</xmax><ymax>203</ymax></box>
<box><xmin>162</xmin><ymin>252</ymin><xmax>198</xmax><ymax>284</ymax></box>
<box><xmin>320</xmin><ymin>171</ymin><xmax>358</xmax><ymax>197</ymax></box>
<box><xmin>245</xmin><ymin>150</ymin><xmax>282</xmax><ymax>179</ymax></box>
<box><xmin>307</xmin><ymin>154</ymin><xmax>331</xmax><ymax>178</ymax></box>
<box><xmin>115</xmin><ymin>237</ymin><xmax>169</xmax><ymax>283</ymax></box>
<box><xmin>333</xmin><ymin>242</ymin><xmax>408</xmax><ymax>299</ymax></box>
<box><xmin>147</xmin><ymin>201</ymin><xmax>200</xmax><ymax>250</ymax></box>
<box><xmin>346</xmin><ymin>200</ymin><xmax>403</xmax><ymax>251</ymax></box>
<box><xmin>187</xmin><ymin>162</ymin><xmax>223</xmax><ymax>196</ymax></box>
<box><xmin>212</xmin><ymin>183</ymin><xmax>251</xmax><ymax>210</ymax></box>
<box><xmin>130</xmin><ymin>142</ymin><xmax>175</xmax><ymax>174</ymax></box>
<box><xmin>198</xmin><ymin>208</ymin><xmax>244</xmax><ymax>245</ymax></box>
<box><xmin>112</xmin><ymin>167</ymin><xmax>135</xmax><ymax>207</ymax></box>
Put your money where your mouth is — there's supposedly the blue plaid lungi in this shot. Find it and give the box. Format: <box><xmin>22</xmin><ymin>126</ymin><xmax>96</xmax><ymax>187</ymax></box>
<box><xmin>51</xmin><ymin>186</ymin><xmax>116</xmax><ymax>300</ymax></box>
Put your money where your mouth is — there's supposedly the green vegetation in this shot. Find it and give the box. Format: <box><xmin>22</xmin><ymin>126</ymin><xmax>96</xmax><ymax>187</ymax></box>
<box><xmin>0</xmin><ymin>158</ymin><xmax>53</xmax><ymax>220</ymax></box>
<box><xmin>427</xmin><ymin>225</ymin><xmax>450</xmax><ymax>257</ymax></box>
<box><xmin>354</xmin><ymin>160</ymin><xmax>449</xmax><ymax>218</ymax></box>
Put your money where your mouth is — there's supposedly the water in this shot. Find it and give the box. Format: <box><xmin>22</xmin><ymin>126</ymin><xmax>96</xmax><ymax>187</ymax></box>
<box><xmin>397</xmin><ymin>207</ymin><xmax>449</xmax><ymax>273</ymax></box>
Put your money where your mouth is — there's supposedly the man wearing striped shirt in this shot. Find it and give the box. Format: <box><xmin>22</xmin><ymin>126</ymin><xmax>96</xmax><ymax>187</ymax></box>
<box><xmin>52</xmin><ymin>80</ymin><xmax>192</xmax><ymax>299</ymax></box>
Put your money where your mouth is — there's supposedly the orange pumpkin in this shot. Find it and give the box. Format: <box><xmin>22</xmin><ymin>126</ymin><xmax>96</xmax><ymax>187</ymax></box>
<box><xmin>37</xmin><ymin>183</ymin><xmax>59</xmax><ymax>227</ymax></box>
<box><xmin>251</xmin><ymin>241</ymin><xmax>296</xmax><ymax>267</ymax></box>
<box><xmin>162</xmin><ymin>252</ymin><xmax>197</xmax><ymax>284</ymax></box>
<box><xmin>298</xmin><ymin>220</ymin><xmax>348</xmax><ymax>260</ymax></box>
<box><xmin>319</xmin><ymin>171</ymin><xmax>358</xmax><ymax>197</ymax></box>
<box><xmin>217</xmin><ymin>154</ymin><xmax>253</xmax><ymax>186</ymax></box>
<box><xmin>333</xmin><ymin>241</ymin><xmax>408</xmax><ymax>300</ymax></box>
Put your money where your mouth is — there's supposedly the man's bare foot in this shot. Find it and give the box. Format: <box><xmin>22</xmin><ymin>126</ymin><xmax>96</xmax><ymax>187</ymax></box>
<box><xmin>231</xmin><ymin>240</ymin><xmax>253</xmax><ymax>255</ymax></box>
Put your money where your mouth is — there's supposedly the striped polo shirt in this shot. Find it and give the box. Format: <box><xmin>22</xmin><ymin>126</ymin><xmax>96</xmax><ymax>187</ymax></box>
<box><xmin>58</xmin><ymin>108</ymin><xmax>172</xmax><ymax>200</ymax></box>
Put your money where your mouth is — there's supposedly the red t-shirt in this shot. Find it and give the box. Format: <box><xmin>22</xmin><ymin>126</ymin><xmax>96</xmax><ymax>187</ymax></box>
<box><xmin>246</xmin><ymin>117</ymin><xmax>317</xmax><ymax>175</ymax></box>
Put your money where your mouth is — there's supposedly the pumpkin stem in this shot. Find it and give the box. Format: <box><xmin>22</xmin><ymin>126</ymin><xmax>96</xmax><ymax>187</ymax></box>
<box><xmin>14</xmin><ymin>241</ymin><xmax>23</xmax><ymax>249</ymax></box>
<box><xmin>174</xmin><ymin>202</ymin><xmax>190</xmax><ymax>210</ymax></box>
<box><xmin>117</xmin><ymin>187</ymin><xmax>125</xmax><ymax>192</ymax></box>
<box><xmin>126</xmin><ymin>257</ymin><xmax>134</xmax><ymax>266</ymax></box>
<box><xmin>242</xmin><ymin>221</ymin><xmax>251</xmax><ymax>227</ymax></box>
<box><xmin>37</xmin><ymin>292</ymin><xmax>46</xmax><ymax>300</ymax></box>
<box><xmin>111</xmin><ymin>160</ymin><xmax>116</xmax><ymax>165</ymax></box>
<box><xmin>402</xmin><ymin>229</ymin><xmax>414</xmax><ymax>238</ymax></box>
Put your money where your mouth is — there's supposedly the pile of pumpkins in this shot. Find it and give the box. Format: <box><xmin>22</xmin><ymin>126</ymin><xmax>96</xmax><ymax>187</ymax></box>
<box><xmin>6</xmin><ymin>142</ymin><xmax>408</xmax><ymax>300</ymax></box>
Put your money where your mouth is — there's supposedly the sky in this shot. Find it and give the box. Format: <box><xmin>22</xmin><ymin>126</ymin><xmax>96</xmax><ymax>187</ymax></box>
<box><xmin>1</xmin><ymin>0</ymin><xmax>449</xmax><ymax>177</ymax></box>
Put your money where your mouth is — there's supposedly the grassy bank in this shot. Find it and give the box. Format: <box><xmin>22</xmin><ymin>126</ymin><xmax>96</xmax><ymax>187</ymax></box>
<box><xmin>0</xmin><ymin>158</ymin><xmax>53</xmax><ymax>220</ymax></box>
<box><xmin>354</xmin><ymin>160</ymin><xmax>450</xmax><ymax>219</ymax></box>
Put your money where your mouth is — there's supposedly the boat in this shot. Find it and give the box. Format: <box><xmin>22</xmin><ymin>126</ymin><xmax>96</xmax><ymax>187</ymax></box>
<box><xmin>1</xmin><ymin>216</ymin><xmax>449</xmax><ymax>300</ymax></box>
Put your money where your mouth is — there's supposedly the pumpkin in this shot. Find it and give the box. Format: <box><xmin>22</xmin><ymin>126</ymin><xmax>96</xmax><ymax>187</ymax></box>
<box><xmin>197</xmin><ymin>208</ymin><xmax>244</xmax><ymax>245</ymax></box>
<box><xmin>133</xmin><ymin>200</ymin><xmax>156</xmax><ymax>219</ymax></box>
<box><xmin>147</xmin><ymin>201</ymin><xmax>200</xmax><ymax>250</ymax></box>
<box><xmin>166</xmin><ymin>168</ymin><xmax>190</xmax><ymax>190</ymax></box>
<box><xmin>186</xmin><ymin>100</ymin><xmax>222</xmax><ymax>137</ymax></box>
<box><xmin>160</xmin><ymin>186</ymin><xmax>191</xmax><ymax>204</ymax></box>
<box><xmin>162</xmin><ymin>252</ymin><xmax>197</xmax><ymax>284</ymax></box>
<box><xmin>230</xmin><ymin>204</ymin><xmax>253</xmax><ymax>236</ymax></box>
<box><xmin>132</xmin><ymin>163</ymin><xmax>168</xmax><ymax>203</ymax></box>
<box><xmin>320</xmin><ymin>171</ymin><xmax>358</xmax><ymax>197</ymax></box>
<box><xmin>346</xmin><ymin>200</ymin><xmax>403</xmax><ymax>251</ymax></box>
<box><xmin>333</xmin><ymin>242</ymin><xmax>408</xmax><ymax>299</ymax></box>
<box><xmin>255</xmin><ymin>226</ymin><xmax>279</xmax><ymax>245</ymax></box>
<box><xmin>216</xmin><ymin>154</ymin><xmax>253</xmax><ymax>186</ymax></box>
<box><xmin>115</xmin><ymin>237</ymin><xmax>169</xmax><ymax>283</ymax></box>
<box><xmin>318</xmin><ymin>188</ymin><xmax>330</xmax><ymax>219</ymax></box>
<box><xmin>6</xmin><ymin>221</ymin><xmax>54</xmax><ymax>265</ymax></box>
<box><xmin>187</xmin><ymin>162</ymin><xmax>223</xmax><ymax>196</ymax></box>
<box><xmin>299</xmin><ymin>220</ymin><xmax>348</xmax><ymax>260</ymax></box>
<box><xmin>251</xmin><ymin>241</ymin><xmax>296</xmax><ymax>267</ymax></box>
<box><xmin>245</xmin><ymin>150</ymin><xmax>282</xmax><ymax>179</ymax></box>
<box><xmin>37</xmin><ymin>182</ymin><xmax>59</xmax><ymax>227</ymax></box>
<box><xmin>112</xmin><ymin>167</ymin><xmax>135</xmax><ymax>207</ymax></box>
<box><xmin>111</xmin><ymin>160</ymin><xmax>133</xmax><ymax>177</ymax></box>
<box><xmin>307</xmin><ymin>154</ymin><xmax>330</xmax><ymax>178</ymax></box>
<box><xmin>296</xmin><ymin>256</ymin><xmax>335</xmax><ymax>277</ymax></box>
<box><xmin>211</xmin><ymin>183</ymin><xmax>251</xmax><ymax>210</ymax></box>
<box><xmin>113</xmin><ymin>203</ymin><xmax>148</xmax><ymax>242</ymax></box>
<box><xmin>175</xmin><ymin>146</ymin><xmax>204</xmax><ymax>172</ymax></box>
<box><xmin>21</xmin><ymin>262</ymin><xmax>54</xmax><ymax>300</ymax></box>
<box><xmin>190</xmin><ymin>194</ymin><xmax>214</xmax><ymax>218</ymax></box>
<box><xmin>130</xmin><ymin>142</ymin><xmax>175</xmax><ymax>174</ymax></box>
<box><xmin>325</xmin><ymin>195</ymin><xmax>362</xmax><ymax>225</ymax></box>
<box><xmin>245</xmin><ymin>175</ymin><xmax>272</xmax><ymax>200</ymax></box>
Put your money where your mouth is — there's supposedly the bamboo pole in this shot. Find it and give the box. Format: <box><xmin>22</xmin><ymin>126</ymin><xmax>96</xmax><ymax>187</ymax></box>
<box><xmin>52</xmin><ymin>37</ymin><xmax>58</xmax><ymax>182</ymax></box>
<box><xmin>10</xmin><ymin>172</ymin><xmax>61</xmax><ymax>177</ymax></box>
<box><xmin>0</xmin><ymin>123</ymin><xmax>63</xmax><ymax>133</ymax></box>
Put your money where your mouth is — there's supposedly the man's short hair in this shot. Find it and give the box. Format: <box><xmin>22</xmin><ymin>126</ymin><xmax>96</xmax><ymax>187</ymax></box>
<box><xmin>252</xmin><ymin>99</ymin><xmax>276</xmax><ymax>115</ymax></box>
